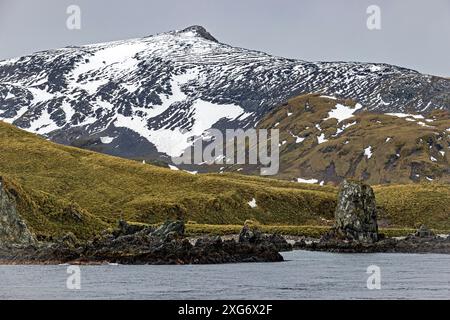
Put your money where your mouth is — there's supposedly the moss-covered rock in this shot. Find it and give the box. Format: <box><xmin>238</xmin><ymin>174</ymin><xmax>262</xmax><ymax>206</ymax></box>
<box><xmin>334</xmin><ymin>180</ymin><xmax>378</xmax><ymax>243</ymax></box>
<box><xmin>0</xmin><ymin>177</ymin><xmax>36</xmax><ymax>246</ymax></box>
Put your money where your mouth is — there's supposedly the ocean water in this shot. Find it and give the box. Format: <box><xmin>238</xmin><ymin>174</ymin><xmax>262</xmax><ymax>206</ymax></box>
<box><xmin>0</xmin><ymin>250</ymin><xmax>449</xmax><ymax>299</ymax></box>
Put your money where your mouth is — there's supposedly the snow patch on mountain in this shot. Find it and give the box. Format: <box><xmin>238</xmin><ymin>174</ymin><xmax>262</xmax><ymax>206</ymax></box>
<box><xmin>247</xmin><ymin>198</ymin><xmax>257</xmax><ymax>208</ymax></box>
<box><xmin>325</xmin><ymin>103</ymin><xmax>362</xmax><ymax>123</ymax></box>
<box><xmin>386</xmin><ymin>113</ymin><xmax>425</xmax><ymax>120</ymax></box>
<box><xmin>317</xmin><ymin>133</ymin><xmax>328</xmax><ymax>144</ymax></box>
<box><xmin>28</xmin><ymin>87</ymin><xmax>54</xmax><ymax>103</ymax></box>
<box><xmin>297</xmin><ymin>178</ymin><xmax>319</xmax><ymax>184</ymax></box>
<box><xmin>100</xmin><ymin>136</ymin><xmax>115</xmax><ymax>144</ymax></box>
<box><xmin>364</xmin><ymin>146</ymin><xmax>373</xmax><ymax>159</ymax></box>
<box><xmin>115</xmin><ymin>98</ymin><xmax>244</xmax><ymax>157</ymax></box>
<box><xmin>289</xmin><ymin>131</ymin><xmax>305</xmax><ymax>144</ymax></box>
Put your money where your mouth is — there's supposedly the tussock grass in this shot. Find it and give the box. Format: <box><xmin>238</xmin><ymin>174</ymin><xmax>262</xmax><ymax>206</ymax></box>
<box><xmin>1</xmin><ymin>176</ymin><xmax>107</xmax><ymax>240</ymax></box>
<box><xmin>0</xmin><ymin>120</ymin><xmax>448</xmax><ymax>239</ymax></box>
<box><xmin>374</xmin><ymin>184</ymin><xmax>450</xmax><ymax>229</ymax></box>
<box><xmin>256</xmin><ymin>93</ymin><xmax>450</xmax><ymax>185</ymax></box>
<box><xmin>0</xmin><ymin>121</ymin><xmax>335</xmax><ymax>238</ymax></box>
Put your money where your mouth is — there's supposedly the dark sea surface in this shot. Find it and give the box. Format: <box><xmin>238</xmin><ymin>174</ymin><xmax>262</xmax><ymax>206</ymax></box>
<box><xmin>1</xmin><ymin>250</ymin><xmax>449</xmax><ymax>299</ymax></box>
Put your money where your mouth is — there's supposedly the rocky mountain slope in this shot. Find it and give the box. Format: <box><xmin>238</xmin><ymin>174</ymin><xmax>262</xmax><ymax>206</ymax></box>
<box><xmin>0</xmin><ymin>25</ymin><xmax>449</xmax><ymax>166</ymax></box>
<box><xmin>245</xmin><ymin>94</ymin><xmax>449</xmax><ymax>184</ymax></box>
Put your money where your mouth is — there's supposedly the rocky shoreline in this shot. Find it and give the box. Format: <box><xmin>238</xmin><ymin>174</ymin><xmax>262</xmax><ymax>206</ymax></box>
<box><xmin>292</xmin><ymin>180</ymin><xmax>450</xmax><ymax>254</ymax></box>
<box><xmin>2</xmin><ymin>226</ymin><xmax>450</xmax><ymax>265</ymax></box>
<box><xmin>293</xmin><ymin>231</ymin><xmax>450</xmax><ymax>254</ymax></box>
<box><xmin>0</xmin><ymin>220</ymin><xmax>287</xmax><ymax>265</ymax></box>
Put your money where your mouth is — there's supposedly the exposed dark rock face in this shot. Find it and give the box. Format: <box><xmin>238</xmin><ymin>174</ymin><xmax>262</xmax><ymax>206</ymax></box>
<box><xmin>295</xmin><ymin>233</ymin><xmax>450</xmax><ymax>254</ymax></box>
<box><xmin>0</xmin><ymin>220</ymin><xmax>284</xmax><ymax>264</ymax></box>
<box><xmin>180</xmin><ymin>25</ymin><xmax>219</xmax><ymax>43</ymax></box>
<box><xmin>414</xmin><ymin>225</ymin><xmax>435</xmax><ymax>238</ymax></box>
<box><xmin>238</xmin><ymin>223</ymin><xmax>260</xmax><ymax>243</ymax></box>
<box><xmin>151</xmin><ymin>220</ymin><xmax>185</xmax><ymax>240</ymax></box>
<box><xmin>295</xmin><ymin>225</ymin><xmax>450</xmax><ymax>254</ymax></box>
<box><xmin>292</xmin><ymin>181</ymin><xmax>450</xmax><ymax>254</ymax></box>
<box><xmin>239</xmin><ymin>223</ymin><xmax>292</xmax><ymax>252</ymax></box>
<box><xmin>330</xmin><ymin>180</ymin><xmax>378</xmax><ymax>243</ymax></box>
<box><xmin>0</xmin><ymin>178</ymin><xmax>36</xmax><ymax>246</ymax></box>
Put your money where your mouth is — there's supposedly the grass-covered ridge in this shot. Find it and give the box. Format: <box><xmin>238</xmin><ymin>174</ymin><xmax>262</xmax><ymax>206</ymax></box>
<box><xmin>0</xmin><ymin>121</ymin><xmax>448</xmax><ymax>239</ymax></box>
<box><xmin>252</xmin><ymin>93</ymin><xmax>450</xmax><ymax>185</ymax></box>
<box><xmin>0</xmin><ymin>176</ymin><xmax>107</xmax><ymax>240</ymax></box>
<box><xmin>0</xmin><ymin>121</ymin><xmax>336</xmax><ymax>238</ymax></box>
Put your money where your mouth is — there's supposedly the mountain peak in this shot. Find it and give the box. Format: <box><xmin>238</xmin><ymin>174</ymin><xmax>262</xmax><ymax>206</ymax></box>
<box><xmin>178</xmin><ymin>25</ymin><xmax>218</xmax><ymax>43</ymax></box>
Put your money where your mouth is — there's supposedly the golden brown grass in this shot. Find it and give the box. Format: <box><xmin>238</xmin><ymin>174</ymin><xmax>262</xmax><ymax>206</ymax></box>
<box><xmin>0</xmin><ymin>120</ymin><xmax>448</xmax><ymax>239</ymax></box>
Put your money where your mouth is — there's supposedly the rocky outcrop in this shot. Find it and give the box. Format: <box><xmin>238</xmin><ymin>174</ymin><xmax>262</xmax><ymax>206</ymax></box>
<box><xmin>151</xmin><ymin>220</ymin><xmax>184</xmax><ymax>240</ymax></box>
<box><xmin>414</xmin><ymin>225</ymin><xmax>435</xmax><ymax>238</ymax></box>
<box><xmin>0</xmin><ymin>220</ymin><xmax>284</xmax><ymax>264</ymax></box>
<box><xmin>293</xmin><ymin>181</ymin><xmax>450</xmax><ymax>254</ymax></box>
<box><xmin>239</xmin><ymin>222</ymin><xmax>292</xmax><ymax>252</ymax></box>
<box><xmin>0</xmin><ymin>178</ymin><xmax>36</xmax><ymax>247</ymax></box>
<box><xmin>324</xmin><ymin>180</ymin><xmax>378</xmax><ymax>243</ymax></box>
<box><xmin>295</xmin><ymin>225</ymin><xmax>450</xmax><ymax>254</ymax></box>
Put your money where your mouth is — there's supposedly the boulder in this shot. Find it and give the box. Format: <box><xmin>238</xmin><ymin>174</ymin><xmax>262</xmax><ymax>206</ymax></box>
<box><xmin>263</xmin><ymin>234</ymin><xmax>292</xmax><ymax>252</ymax></box>
<box><xmin>414</xmin><ymin>225</ymin><xmax>435</xmax><ymax>238</ymax></box>
<box><xmin>333</xmin><ymin>180</ymin><xmax>378</xmax><ymax>243</ymax></box>
<box><xmin>239</xmin><ymin>222</ymin><xmax>292</xmax><ymax>251</ymax></box>
<box><xmin>238</xmin><ymin>223</ymin><xmax>262</xmax><ymax>243</ymax></box>
<box><xmin>0</xmin><ymin>218</ymin><xmax>286</xmax><ymax>264</ymax></box>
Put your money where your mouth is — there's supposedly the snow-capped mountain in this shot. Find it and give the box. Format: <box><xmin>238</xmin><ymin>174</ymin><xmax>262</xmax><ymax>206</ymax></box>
<box><xmin>0</xmin><ymin>25</ymin><xmax>449</xmax><ymax>161</ymax></box>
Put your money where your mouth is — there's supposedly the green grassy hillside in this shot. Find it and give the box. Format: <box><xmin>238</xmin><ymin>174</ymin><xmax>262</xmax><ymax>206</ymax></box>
<box><xmin>0</xmin><ymin>121</ymin><xmax>337</xmax><ymax>239</ymax></box>
<box><xmin>0</xmin><ymin>120</ymin><xmax>448</xmax><ymax>239</ymax></box>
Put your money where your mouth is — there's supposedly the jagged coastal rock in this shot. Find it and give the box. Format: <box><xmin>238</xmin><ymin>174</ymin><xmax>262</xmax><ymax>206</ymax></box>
<box><xmin>294</xmin><ymin>180</ymin><xmax>450</xmax><ymax>254</ymax></box>
<box><xmin>239</xmin><ymin>222</ymin><xmax>292</xmax><ymax>252</ymax></box>
<box><xmin>293</xmin><ymin>181</ymin><xmax>450</xmax><ymax>253</ymax></box>
<box><xmin>294</xmin><ymin>227</ymin><xmax>450</xmax><ymax>254</ymax></box>
<box><xmin>1</xmin><ymin>177</ymin><xmax>449</xmax><ymax>262</ymax></box>
<box><xmin>414</xmin><ymin>224</ymin><xmax>435</xmax><ymax>238</ymax></box>
<box><xmin>0</xmin><ymin>220</ymin><xmax>286</xmax><ymax>264</ymax></box>
<box><xmin>332</xmin><ymin>180</ymin><xmax>378</xmax><ymax>243</ymax></box>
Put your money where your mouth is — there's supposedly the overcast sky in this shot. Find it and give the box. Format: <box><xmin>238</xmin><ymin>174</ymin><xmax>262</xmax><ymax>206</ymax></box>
<box><xmin>0</xmin><ymin>0</ymin><xmax>449</xmax><ymax>77</ymax></box>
